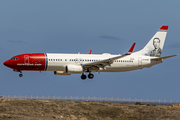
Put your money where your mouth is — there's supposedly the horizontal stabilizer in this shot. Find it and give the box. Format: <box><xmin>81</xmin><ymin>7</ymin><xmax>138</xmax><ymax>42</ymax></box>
<box><xmin>151</xmin><ymin>54</ymin><xmax>178</xmax><ymax>60</ymax></box>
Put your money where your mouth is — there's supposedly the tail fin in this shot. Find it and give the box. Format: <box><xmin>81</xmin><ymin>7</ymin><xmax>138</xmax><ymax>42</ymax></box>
<box><xmin>134</xmin><ymin>25</ymin><xmax>168</xmax><ymax>57</ymax></box>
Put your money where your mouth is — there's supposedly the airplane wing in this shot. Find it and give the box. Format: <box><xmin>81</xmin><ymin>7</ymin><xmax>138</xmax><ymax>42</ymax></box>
<box><xmin>82</xmin><ymin>43</ymin><xmax>136</xmax><ymax>71</ymax></box>
<box><xmin>151</xmin><ymin>54</ymin><xmax>178</xmax><ymax>60</ymax></box>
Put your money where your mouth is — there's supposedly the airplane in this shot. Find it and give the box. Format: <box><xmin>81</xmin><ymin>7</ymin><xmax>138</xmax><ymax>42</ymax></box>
<box><xmin>3</xmin><ymin>25</ymin><xmax>177</xmax><ymax>80</ymax></box>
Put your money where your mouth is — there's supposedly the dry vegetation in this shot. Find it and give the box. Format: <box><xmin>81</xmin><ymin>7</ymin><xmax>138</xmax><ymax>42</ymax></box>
<box><xmin>0</xmin><ymin>98</ymin><xmax>180</xmax><ymax>120</ymax></box>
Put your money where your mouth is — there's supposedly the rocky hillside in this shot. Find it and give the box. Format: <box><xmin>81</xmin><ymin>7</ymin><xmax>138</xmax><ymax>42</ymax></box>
<box><xmin>0</xmin><ymin>99</ymin><xmax>180</xmax><ymax>120</ymax></box>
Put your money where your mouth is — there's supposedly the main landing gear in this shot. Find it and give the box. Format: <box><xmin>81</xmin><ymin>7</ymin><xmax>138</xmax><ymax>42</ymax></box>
<box><xmin>81</xmin><ymin>73</ymin><xmax>94</xmax><ymax>80</ymax></box>
<box><xmin>81</xmin><ymin>74</ymin><xmax>87</xmax><ymax>80</ymax></box>
<box><xmin>88</xmin><ymin>73</ymin><xmax>94</xmax><ymax>79</ymax></box>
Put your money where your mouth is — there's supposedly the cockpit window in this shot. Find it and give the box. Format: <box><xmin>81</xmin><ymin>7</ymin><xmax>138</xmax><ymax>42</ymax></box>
<box><xmin>10</xmin><ymin>58</ymin><xmax>18</xmax><ymax>60</ymax></box>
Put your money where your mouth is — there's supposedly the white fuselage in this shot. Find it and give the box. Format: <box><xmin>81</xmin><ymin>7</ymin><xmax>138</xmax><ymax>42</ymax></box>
<box><xmin>46</xmin><ymin>53</ymin><xmax>162</xmax><ymax>73</ymax></box>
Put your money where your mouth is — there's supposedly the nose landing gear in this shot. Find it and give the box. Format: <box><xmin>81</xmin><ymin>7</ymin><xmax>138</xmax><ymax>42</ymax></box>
<box><xmin>19</xmin><ymin>71</ymin><xmax>23</xmax><ymax>77</ymax></box>
<box><xmin>19</xmin><ymin>74</ymin><xmax>23</xmax><ymax>77</ymax></box>
<box><xmin>13</xmin><ymin>69</ymin><xmax>23</xmax><ymax>77</ymax></box>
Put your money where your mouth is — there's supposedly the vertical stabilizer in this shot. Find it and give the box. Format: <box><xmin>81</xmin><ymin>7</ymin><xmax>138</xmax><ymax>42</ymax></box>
<box><xmin>134</xmin><ymin>25</ymin><xmax>168</xmax><ymax>57</ymax></box>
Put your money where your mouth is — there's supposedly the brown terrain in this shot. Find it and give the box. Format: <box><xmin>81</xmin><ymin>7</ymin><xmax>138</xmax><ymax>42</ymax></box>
<box><xmin>0</xmin><ymin>98</ymin><xmax>180</xmax><ymax>120</ymax></box>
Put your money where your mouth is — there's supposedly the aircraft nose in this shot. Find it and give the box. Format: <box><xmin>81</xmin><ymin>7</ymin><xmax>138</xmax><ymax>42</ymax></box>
<box><xmin>3</xmin><ymin>60</ymin><xmax>10</xmax><ymax>67</ymax></box>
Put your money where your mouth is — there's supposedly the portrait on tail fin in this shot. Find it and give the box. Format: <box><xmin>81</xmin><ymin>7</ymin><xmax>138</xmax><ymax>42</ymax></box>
<box><xmin>150</xmin><ymin>38</ymin><xmax>162</xmax><ymax>57</ymax></box>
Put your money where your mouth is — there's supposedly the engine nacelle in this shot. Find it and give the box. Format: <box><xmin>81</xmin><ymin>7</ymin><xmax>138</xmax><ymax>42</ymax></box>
<box><xmin>54</xmin><ymin>71</ymin><xmax>71</xmax><ymax>75</ymax></box>
<box><xmin>66</xmin><ymin>65</ymin><xmax>83</xmax><ymax>74</ymax></box>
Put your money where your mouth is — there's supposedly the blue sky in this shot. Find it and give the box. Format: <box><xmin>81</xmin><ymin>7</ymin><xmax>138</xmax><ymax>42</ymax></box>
<box><xmin>0</xmin><ymin>1</ymin><xmax>180</xmax><ymax>101</ymax></box>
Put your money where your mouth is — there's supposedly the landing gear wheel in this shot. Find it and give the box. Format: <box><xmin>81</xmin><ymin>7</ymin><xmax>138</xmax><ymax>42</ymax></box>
<box><xmin>81</xmin><ymin>74</ymin><xmax>87</xmax><ymax>80</ymax></box>
<box><xmin>88</xmin><ymin>74</ymin><xmax>94</xmax><ymax>79</ymax></box>
<box><xmin>19</xmin><ymin>74</ymin><xmax>23</xmax><ymax>77</ymax></box>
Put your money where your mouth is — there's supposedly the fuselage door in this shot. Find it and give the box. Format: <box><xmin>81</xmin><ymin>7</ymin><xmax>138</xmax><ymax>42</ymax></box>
<box><xmin>75</xmin><ymin>58</ymin><xmax>78</xmax><ymax>64</ymax></box>
<box><xmin>24</xmin><ymin>55</ymin><xmax>29</xmax><ymax>65</ymax></box>
<box><xmin>79</xmin><ymin>58</ymin><xmax>83</xmax><ymax>64</ymax></box>
<box><xmin>138</xmin><ymin>57</ymin><xmax>142</xmax><ymax>66</ymax></box>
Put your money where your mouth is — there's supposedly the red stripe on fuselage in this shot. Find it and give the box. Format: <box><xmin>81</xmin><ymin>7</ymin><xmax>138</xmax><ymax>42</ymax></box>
<box><xmin>4</xmin><ymin>53</ymin><xmax>46</xmax><ymax>71</ymax></box>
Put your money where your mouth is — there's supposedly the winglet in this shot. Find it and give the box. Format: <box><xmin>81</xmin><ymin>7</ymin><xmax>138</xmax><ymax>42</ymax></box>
<box><xmin>126</xmin><ymin>43</ymin><xmax>136</xmax><ymax>55</ymax></box>
<box><xmin>159</xmin><ymin>25</ymin><xmax>168</xmax><ymax>31</ymax></box>
<box><xmin>88</xmin><ymin>50</ymin><xmax>92</xmax><ymax>54</ymax></box>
